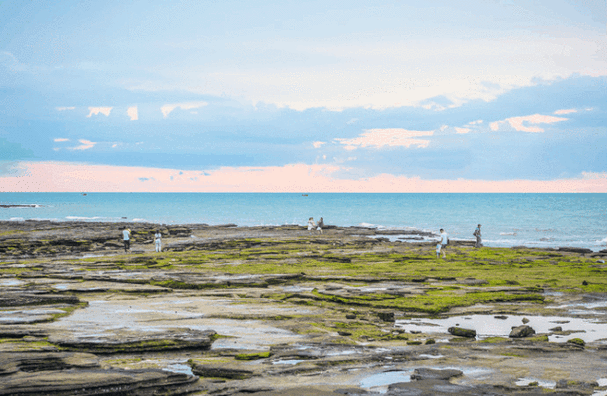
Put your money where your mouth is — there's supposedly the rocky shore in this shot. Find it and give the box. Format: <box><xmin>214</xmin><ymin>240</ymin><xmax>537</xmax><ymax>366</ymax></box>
<box><xmin>1</xmin><ymin>221</ymin><xmax>607</xmax><ymax>395</ymax></box>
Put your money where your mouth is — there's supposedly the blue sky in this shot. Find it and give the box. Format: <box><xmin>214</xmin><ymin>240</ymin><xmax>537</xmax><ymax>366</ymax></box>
<box><xmin>0</xmin><ymin>0</ymin><xmax>606</xmax><ymax>192</ymax></box>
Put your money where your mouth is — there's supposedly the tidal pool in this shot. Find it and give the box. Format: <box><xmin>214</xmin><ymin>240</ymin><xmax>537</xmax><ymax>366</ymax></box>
<box><xmin>396</xmin><ymin>315</ymin><xmax>607</xmax><ymax>344</ymax></box>
<box><xmin>0</xmin><ymin>279</ymin><xmax>23</xmax><ymax>286</ymax></box>
<box><xmin>44</xmin><ymin>296</ymin><xmax>314</xmax><ymax>349</ymax></box>
<box><xmin>515</xmin><ymin>377</ymin><xmax>556</xmax><ymax>389</ymax></box>
<box><xmin>360</xmin><ymin>369</ymin><xmax>413</xmax><ymax>393</ymax></box>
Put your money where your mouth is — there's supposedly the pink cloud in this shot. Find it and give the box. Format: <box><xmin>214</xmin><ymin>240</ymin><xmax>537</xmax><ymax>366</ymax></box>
<box><xmin>86</xmin><ymin>107</ymin><xmax>112</xmax><ymax>117</ymax></box>
<box><xmin>312</xmin><ymin>141</ymin><xmax>325</xmax><ymax>148</ymax></box>
<box><xmin>127</xmin><ymin>106</ymin><xmax>138</xmax><ymax>121</ymax></box>
<box><xmin>335</xmin><ymin>128</ymin><xmax>433</xmax><ymax>150</ymax></box>
<box><xmin>1</xmin><ymin>161</ymin><xmax>606</xmax><ymax>193</ymax></box>
<box><xmin>454</xmin><ymin>127</ymin><xmax>470</xmax><ymax>134</ymax></box>
<box><xmin>491</xmin><ymin>114</ymin><xmax>568</xmax><ymax>133</ymax></box>
<box><xmin>554</xmin><ymin>108</ymin><xmax>577</xmax><ymax>115</ymax></box>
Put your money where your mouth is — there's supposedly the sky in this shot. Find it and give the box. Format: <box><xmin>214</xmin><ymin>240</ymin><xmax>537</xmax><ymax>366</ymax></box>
<box><xmin>0</xmin><ymin>0</ymin><xmax>606</xmax><ymax>192</ymax></box>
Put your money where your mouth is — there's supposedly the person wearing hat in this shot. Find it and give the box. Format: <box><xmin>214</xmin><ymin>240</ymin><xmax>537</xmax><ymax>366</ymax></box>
<box><xmin>473</xmin><ymin>224</ymin><xmax>482</xmax><ymax>248</ymax></box>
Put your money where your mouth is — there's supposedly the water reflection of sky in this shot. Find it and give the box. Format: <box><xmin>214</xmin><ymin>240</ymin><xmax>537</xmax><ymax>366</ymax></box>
<box><xmin>396</xmin><ymin>314</ymin><xmax>607</xmax><ymax>344</ymax></box>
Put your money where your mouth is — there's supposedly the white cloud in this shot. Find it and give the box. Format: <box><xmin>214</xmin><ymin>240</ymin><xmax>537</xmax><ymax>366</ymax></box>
<box><xmin>554</xmin><ymin>108</ymin><xmax>577</xmax><ymax>115</ymax></box>
<box><xmin>69</xmin><ymin>139</ymin><xmax>97</xmax><ymax>150</ymax></box>
<box><xmin>86</xmin><ymin>107</ymin><xmax>112</xmax><ymax>117</ymax></box>
<box><xmin>490</xmin><ymin>114</ymin><xmax>568</xmax><ymax>133</ymax></box>
<box><xmin>468</xmin><ymin>119</ymin><xmax>483</xmax><ymax>125</ymax></box>
<box><xmin>127</xmin><ymin>106</ymin><xmax>138</xmax><ymax>121</ymax></box>
<box><xmin>161</xmin><ymin>101</ymin><xmax>208</xmax><ymax>118</ymax></box>
<box><xmin>335</xmin><ymin>128</ymin><xmax>434</xmax><ymax>150</ymax></box>
<box><xmin>53</xmin><ymin>138</ymin><xmax>70</xmax><ymax>142</ymax></box>
<box><xmin>312</xmin><ymin>141</ymin><xmax>326</xmax><ymax>149</ymax></box>
<box><xmin>56</xmin><ymin>107</ymin><xmax>75</xmax><ymax>111</ymax></box>
<box><xmin>455</xmin><ymin>127</ymin><xmax>471</xmax><ymax>134</ymax></box>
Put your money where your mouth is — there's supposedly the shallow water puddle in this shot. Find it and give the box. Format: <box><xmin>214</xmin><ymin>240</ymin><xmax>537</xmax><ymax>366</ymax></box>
<box><xmin>272</xmin><ymin>359</ymin><xmax>305</xmax><ymax>365</ymax></box>
<box><xmin>0</xmin><ymin>279</ymin><xmax>23</xmax><ymax>286</ymax></box>
<box><xmin>515</xmin><ymin>377</ymin><xmax>556</xmax><ymax>389</ymax></box>
<box><xmin>0</xmin><ymin>308</ymin><xmax>66</xmax><ymax>324</ymax></box>
<box><xmin>360</xmin><ymin>369</ymin><xmax>413</xmax><ymax>393</ymax></box>
<box><xmin>359</xmin><ymin>366</ymin><xmax>492</xmax><ymax>393</ymax></box>
<box><xmin>396</xmin><ymin>314</ymin><xmax>607</xmax><ymax>343</ymax></box>
<box><xmin>554</xmin><ymin>300</ymin><xmax>607</xmax><ymax>315</ymax></box>
<box><xmin>45</xmin><ymin>297</ymin><xmax>310</xmax><ymax>349</ymax></box>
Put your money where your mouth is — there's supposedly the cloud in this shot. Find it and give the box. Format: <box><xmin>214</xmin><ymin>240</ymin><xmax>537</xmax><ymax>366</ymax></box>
<box><xmin>56</xmin><ymin>107</ymin><xmax>75</xmax><ymax>111</ymax></box>
<box><xmin>554</xmin><ymin>108</ymin><xmax>577</xmax><ymax>115</ymax></box>
<box><xmin>127</xmin><ymin>106</ymin><xmax>138</xmax><ymax>121</ymax></box>
<box><xmin>581</xmin><ymin>171</ymin><xmax>607</xmax><ymax>180</ymax></box>
<box><xmin>312</xmin><ymin>141</ymin><xmax>325</xmax><ymax>149</ymax></box>
<box><xmin>454</xmin><ymin>127</ymin><xmax>471</xmax><ymax>134</ymax></box>
<box><xmin>68</xmin><ymin>139</ymin><xmax>97</xmax><ymax>150</ymax></box>
<box><xmin>53</xmin><ymin>138</ymin><xmax>70</xmax><ymax>142</ymax></box>
<box><xmin>86</xmin><ymin>107</ymin><xmax>113</xmax><ymax>117</ymax></box>
<box><xmin>490</xmin><ymin>114</ymin><xmax>569</xmax><ymax>133</ymax></box>
<box><xmin>335</xmin><ymin>129</ymin><xmax>434</xmax><ymax>150</ymax></box>
<box><xmin>161</xmin><ymin>101</ymin><xmax>208</xmax><ymax>118</ymax></box>
<box><xmin>1</xmin><ymin>161</ymin><xmax>606</xmax><ymax>193</ymax></box>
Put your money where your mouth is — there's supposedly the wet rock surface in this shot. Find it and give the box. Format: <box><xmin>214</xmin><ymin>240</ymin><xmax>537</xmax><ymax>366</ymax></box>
<box><xmin>509</xmin><ymin>325</ymin><xmax>536</xmax><ymax>338</ymax></box>
<box><xmin>1</xmin><ymin>221</ymin><xmax>607</xmax><ymax>395</ymax></box>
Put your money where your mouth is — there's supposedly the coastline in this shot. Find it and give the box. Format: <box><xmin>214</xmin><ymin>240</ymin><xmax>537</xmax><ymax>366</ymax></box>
<box><xmin>1</xmin><ymin>219</ymin><xmax>607</xmax><ymax>394</ymax></box>
<box><xmin>2</xmin><ymin>192</ymin><xmax>606</xmax><ymax>251</ymax></box>
<box><xmin>1</xmin><ymin>219</ymin><xmax>605</xmax><ymax>257</ymax></box>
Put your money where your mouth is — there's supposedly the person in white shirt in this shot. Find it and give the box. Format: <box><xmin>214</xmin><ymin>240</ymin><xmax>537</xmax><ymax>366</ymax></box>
<box><xmin>440</xmin><ymin>228</ymin><xmax>449</xmax><ymax>258</ymax></box>
<box><xmin>307</xmin><ymin>217</ymin><xmax>315</xmax><ymax>234</ymax></box>
<box><xmin>154</xmin><ymin>230</ymin><xmax>162</xmax><ymax>252</ymax></box>
<box><xmin>122</xmin><ymin>228</ymin><xmax>131</xmax><ymax>253</ymax></box>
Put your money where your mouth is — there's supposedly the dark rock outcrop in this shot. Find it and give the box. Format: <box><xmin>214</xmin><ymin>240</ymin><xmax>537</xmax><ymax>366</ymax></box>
<box><xmin>190</xmin><ymin>363</ymin><xmax>254</xmax><ymax>379</ymax></box>
<box><xmin>448</xmin><ymin>327</ymin><xmax>476</xmax><ymax>338</ymax></box>
<box><xmin>557</xmin><ymin>247</ymin><xmax>593</xmax><ymax>254</ymax></box>
<box><xmin>0</xmin><ymin>293</ymin><xmax>81</xmax><ymax>307</ymax></box>
<box><xmin>411</xmin><ymin>368</ymin><xmax>463</xmax><ymax>381</ymax></box>
<box><xmin>509</xmin><ymin>325</ymin><xmax>536</xmax><ymax>338</ymax></box>
<box><xmin>0</xmin><ymin>352</ymin><xmax>198</xmax><ymax>396</ymax></box>
<box><xmin>50</xmin><ymin>328</ymin><xmax>217</xmax><ymax>354</ymax></box>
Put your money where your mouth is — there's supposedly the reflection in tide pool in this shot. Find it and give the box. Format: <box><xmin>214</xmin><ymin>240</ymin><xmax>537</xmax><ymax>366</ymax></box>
<box><xmin>515</xmin><ymin>378</ymin><xmax>556</xmax><ymax>389</ymax></box>
<box><xmin>360</xmin><ymin>370</ymin><xmax>413</xmax><ymax>393</ymax></box>
<box><xmin>396</xmin><ymin>314</ymin><xmax>607</xmax><ymax>344</ymax></box>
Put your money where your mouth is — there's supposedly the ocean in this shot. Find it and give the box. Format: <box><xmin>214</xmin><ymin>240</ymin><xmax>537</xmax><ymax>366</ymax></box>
<box><xmin>1</xmin><ymin>193</ymin><xmax>605</xmax><ymax>251</ymax></box>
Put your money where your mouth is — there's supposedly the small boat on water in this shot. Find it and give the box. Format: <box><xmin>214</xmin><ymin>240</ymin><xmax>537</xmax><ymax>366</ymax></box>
<box><xmin>302</xmin><ymin>194</ymin><xmax>308</xmax><ymax>196</ymax></box>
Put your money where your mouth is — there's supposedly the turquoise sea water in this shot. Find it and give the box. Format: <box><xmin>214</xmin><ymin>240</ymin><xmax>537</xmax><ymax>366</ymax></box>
<box><xmin>0</xmin><ymin>193</ymin><xmax>605</xmax><ymax>251</ymax></box>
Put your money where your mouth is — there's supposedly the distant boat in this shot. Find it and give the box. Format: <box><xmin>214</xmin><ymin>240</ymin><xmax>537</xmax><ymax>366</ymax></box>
<box><xmin>82</xmin><ymin>193</ymin><xmax>87</xmax><ymax>196</ymax></box>
<box><xmin>302</xmin><ymin>194</ymin><xmax>308</xmax><ymax>196</ymax></box>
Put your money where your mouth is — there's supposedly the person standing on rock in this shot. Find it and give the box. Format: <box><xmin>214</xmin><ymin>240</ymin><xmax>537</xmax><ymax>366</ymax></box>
<box><xmin>436</xmin><ymin>241</ymin><xmax>442</xmax><ymax>259</ymax></box>
<box><xmin>154</xmin><ymin>230</ymin><xmax>162</xmax><ymax>253</ymax></box>
<box><xmin>317</xmin><ymin>217</ymin><xmax>324</xmax><ymax>234</ymax></box>
<box><xmin>440</xmin><ymin>228</ymin><xmax>449</xmax><ymax>258</ymax></box>
<box><xmin>473</xmin><ymin>224</ymin><xmax>482</xmax><ymax>248</ymax></box>
<box><xmin>122</xmin><ymin>227</ymin><xmax>131</xmax><ymax>253</ymax></box>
